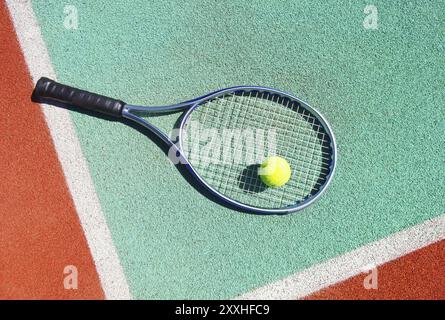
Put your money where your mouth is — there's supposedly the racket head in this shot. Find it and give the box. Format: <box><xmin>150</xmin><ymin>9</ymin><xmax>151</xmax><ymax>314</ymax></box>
<box><xmin>178</xmin><ymin>86</ymin><xmax>337</xmax><ymax>214</ymax></box>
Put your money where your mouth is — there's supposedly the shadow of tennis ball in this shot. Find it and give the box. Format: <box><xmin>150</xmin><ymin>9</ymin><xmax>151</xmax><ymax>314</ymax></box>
<box><xmin>238</xmin><ymin>164</ymin><xmax>267</xmax><ymax>194</ymax></box>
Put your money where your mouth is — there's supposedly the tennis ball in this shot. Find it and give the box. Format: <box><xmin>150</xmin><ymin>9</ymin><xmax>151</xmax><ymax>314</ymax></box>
<box><xmin>259</xmin><ymin>156</ymin><xmax>291</xmax><ymax>188</ymax></box>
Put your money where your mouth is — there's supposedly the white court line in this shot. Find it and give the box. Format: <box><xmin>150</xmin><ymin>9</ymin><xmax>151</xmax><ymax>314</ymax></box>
<box><xmin>237</xmin><ymin>214</ymin><xmax>445</xmax><ymax>299</ymax></box>
<box><xmin>6</xmin><ymin>0</ymin><xmax>132</xmax><ymax>299</ymax></box>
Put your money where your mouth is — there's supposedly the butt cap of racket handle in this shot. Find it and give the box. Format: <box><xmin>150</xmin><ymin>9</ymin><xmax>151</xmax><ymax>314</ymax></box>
<box><xmin>32</xmin><ymin>77</ymin><xmax>125</xmax><ymax>117</ymax></box>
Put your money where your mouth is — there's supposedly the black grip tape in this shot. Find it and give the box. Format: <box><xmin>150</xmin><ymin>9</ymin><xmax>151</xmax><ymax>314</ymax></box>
<box><xmin>32</xmin><ymin>77</ymin><xmax>125</xmax><ymax>117</ymax></box>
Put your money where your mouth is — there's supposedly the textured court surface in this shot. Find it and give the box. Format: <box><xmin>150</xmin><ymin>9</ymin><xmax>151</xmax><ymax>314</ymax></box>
<box><xmin>1</xmin><ymin>0</ymin><xmax>444</xmax><ymax>299</ymax></box>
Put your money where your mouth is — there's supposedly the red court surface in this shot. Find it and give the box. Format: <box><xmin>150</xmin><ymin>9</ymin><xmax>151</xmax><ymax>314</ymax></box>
<box><xmin>307</xmin><ymin>240</ymin><xmax>445</xmax><ymax>300</ymax></box>
<box><xmin>0</xmin><ymin>2</ymin><xmax>103</xmax><ymax>299</ymax></box>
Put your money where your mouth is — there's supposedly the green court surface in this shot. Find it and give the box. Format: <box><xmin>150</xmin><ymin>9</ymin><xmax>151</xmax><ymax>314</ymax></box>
<box><xmin>33</xmin><ymin>0</ymin><xmax>445</xmax><ymax>298</ymax></box>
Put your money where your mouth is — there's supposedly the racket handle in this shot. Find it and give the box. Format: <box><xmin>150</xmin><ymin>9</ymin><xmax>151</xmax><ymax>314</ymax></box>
<box><xmin>32</xmin><ymin>77</ymin><xmax>125</xmax><ymax>117</ymax></box>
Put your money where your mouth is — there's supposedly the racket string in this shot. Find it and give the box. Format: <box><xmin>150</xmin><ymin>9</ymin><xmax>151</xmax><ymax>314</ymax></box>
<box><xmin>187</xmin><ymin>95</ymin><xmax>326</xmax><ymax>205</ymax></box>
<box><xmin>183</xmin><ymin>90</ymin><xmax>333</xmax><ymax>209</ymax></box>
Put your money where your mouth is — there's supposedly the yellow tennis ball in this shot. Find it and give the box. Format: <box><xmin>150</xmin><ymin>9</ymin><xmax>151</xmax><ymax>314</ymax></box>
<box><xmin>259</xmin><ymin>156</ymin><xmax>291</xmax><ymax>188</ymax></box>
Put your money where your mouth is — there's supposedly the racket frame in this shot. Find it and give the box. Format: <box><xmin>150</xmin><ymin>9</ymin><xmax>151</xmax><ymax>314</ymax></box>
<box><xmin>123</xmin><ymin>86</ymin><xmax>337</xmax><ymax>214</ymax></box>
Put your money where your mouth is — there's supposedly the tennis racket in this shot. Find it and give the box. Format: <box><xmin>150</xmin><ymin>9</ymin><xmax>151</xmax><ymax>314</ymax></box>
<box><xmin>32</xmin><ymin>77</ymin><xmax>336</xmax><ymax>214</ymax></box>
